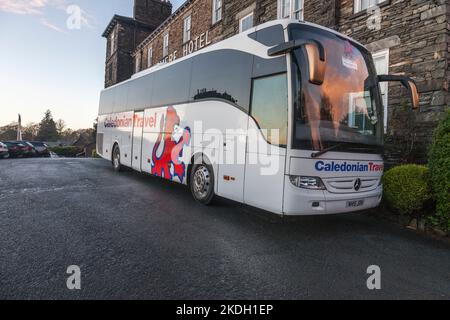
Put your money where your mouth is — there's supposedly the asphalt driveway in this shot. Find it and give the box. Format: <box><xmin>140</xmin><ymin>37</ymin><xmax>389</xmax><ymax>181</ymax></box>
<box><xmin>0</xmin><ymin>158</ymin><xmax>448</xmax><ymax>299</ymax></box>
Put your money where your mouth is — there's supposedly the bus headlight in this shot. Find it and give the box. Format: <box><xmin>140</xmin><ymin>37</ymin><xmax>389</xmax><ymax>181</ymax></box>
<box><xmin>290</xmin><ymin>176</ymin><xmax>326</xmax><ymax>190</ymax></box>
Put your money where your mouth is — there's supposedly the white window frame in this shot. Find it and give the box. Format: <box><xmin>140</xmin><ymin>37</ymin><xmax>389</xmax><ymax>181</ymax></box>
<box><xmin>239</xmin><ymin>12</ymin><xmax>254</xmax><ymax>33</ymax></box>
<box><xmin>212</xmin><ymin>0</ymin><xmax>222</xmax><ymax>24</ymax></box>
<box><xmin>372</xmin><ymin>48</ymin><xmax>389</xmax><ymax>132</ymax></box>
<box><xmin>348</xmin><ymin>92</ymin><xmax>369</xmax><ymax>131</ymax></box>
<box><xmin>163</xmin><ymin>33</ymin><xmax>169</xmax><ymax>57</ymax></box>
<box><xmin>354</xmin><ymin>0</ymin><xmax>385</xmax><ymax>13</ymax></box>
<box><xmin>147</xmin><ymin>46</ymin><xmax>153</xmax><ymax>68</ymax></box>
<box><xmin>278</xmin><ymin>0</ymin><xmax>304</xmax><ymax>20</ymax></box>
<box><xmin>183</xmin><ymin>16</ymin><xmax>192</xmax><ymax>43</ymax></box>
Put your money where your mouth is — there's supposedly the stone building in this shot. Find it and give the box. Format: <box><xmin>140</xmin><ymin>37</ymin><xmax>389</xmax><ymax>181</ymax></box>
<box><xmin>102</xmin><ymin>0</ymin><xmax>172</xmax><ymax>88</ymax></box>
<box><xmin>103</xmin><ymin>0</ymin><xmax>449</xmax><ymax>162</ymax></box>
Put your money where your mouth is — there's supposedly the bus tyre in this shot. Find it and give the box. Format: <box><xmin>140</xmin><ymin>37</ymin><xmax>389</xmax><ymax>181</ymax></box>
<box><xmin>190</xmin><ymin>163</ymin><xmax>215</xmax><ymax>205</ymax></box>
<box><xmin>112</xmin><ymin>145</ymin><xmax>122</xmax><ymax>172</ymax></box>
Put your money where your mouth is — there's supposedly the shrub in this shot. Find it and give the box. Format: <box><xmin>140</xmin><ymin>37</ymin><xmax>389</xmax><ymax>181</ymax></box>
<box><xmin>382</xmin><ymin>164</ymin><xmax>432</xmax><ymax>215</ymax></box>
<box><xmin>428</xmin><ymin>110</ymin><xmax>450</xmax><ymax>232</ymax></box>
<box><xmin>49</xmin><ymin>146</ymin><xmax>82</xmax><ymax>158</ymax></box>
<box><xmin>91</xmin><ymin>149</ymin><xmax>100</xmax><ymax>158</ymax></box>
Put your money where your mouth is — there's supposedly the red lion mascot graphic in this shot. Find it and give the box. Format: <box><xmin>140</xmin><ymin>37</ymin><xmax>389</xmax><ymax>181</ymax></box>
<box><xmin>151</xmin><ymin>107</ymin><xmax>191</xmax><ymax>182</ymax></box>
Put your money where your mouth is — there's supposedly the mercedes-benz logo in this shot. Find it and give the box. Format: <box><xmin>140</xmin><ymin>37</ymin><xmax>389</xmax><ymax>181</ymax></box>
<box><xmin>354</xmin><ymin>178</ymin><xmax>362</xmax><ymax>191</ymax></box>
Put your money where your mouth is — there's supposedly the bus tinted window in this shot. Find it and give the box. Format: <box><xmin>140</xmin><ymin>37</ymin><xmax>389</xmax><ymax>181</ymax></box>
<box><xmin>127</xmin><ymin>75</ymin><xmax>153</xmax><ymax>111</ymax></box>
<box><xmin>113</xmin><ymin>81</ymin><xmax>130</xmax><ymax>113</ymax></box>
<box><xmin>249</xmin><ymin>25</ymin><xmax>285</xmax><ymax>47</ymax></box>
<box><xmin>256</xmin><ymin>25</ymin><xmax>285</xmax><ymax>47</ymax></box>
<box><xmin>251</xmin><ymin>73</ymin><xmax>288</xmax><ymax>146</ymax></box>
<box><xmin>190</xmin><ymin>50</ymin><xmax>253</xmax><ymax>112</ymax></box>
<box><xmin>99</xmin><ymin>88</ymin><xmax>115</xmax><ymax>115</ymax></box>
<box><xmin>152</xmin><ymin>60</ymin><xmax>192</xmax><ymax>107</ymax></box>
<box><xmin>253</xmin><ymin>56</ymin><xmax>287</xmax><ymax>78</ymax></box>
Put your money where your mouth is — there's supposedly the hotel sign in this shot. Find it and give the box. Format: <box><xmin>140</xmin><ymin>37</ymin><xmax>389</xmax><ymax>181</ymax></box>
<box><xmin>159</xmin><ymin>30</ymin><xmax>212</xmax><ymax>64</ymax></box>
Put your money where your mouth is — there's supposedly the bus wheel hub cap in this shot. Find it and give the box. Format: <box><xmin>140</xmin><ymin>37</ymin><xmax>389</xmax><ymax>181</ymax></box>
<box><xmin>194</xmin><ymin>166</ymin><xmax>210</xmax><ymax>198</ymax></box>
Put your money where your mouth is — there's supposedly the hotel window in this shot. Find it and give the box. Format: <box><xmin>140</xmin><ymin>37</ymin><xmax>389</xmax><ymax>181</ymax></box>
<box><xmin>239</xmin><ymin>12</ymin><xmax>254</xmax><ymax>33</ymax></box>
<box><xmin>372</xmin><ymin>49</ymin><xmax>389</xmax><ymax>132</ymax></box>
<box><xmin>163</xmin><ymin>33</ymin><xmax>169</xmax><ymax>57</ymax></box>
<box><xmin>183</xmin><ymin>16</ymin><xmax>192</xmax><ymax>43</ymax></box>
<box><xmin>147</xmin><ymin>46</ymin><xmax>153</xmax><ymax>68</ymax></box>
<box><xmin>354</xmin><ymin>0</ymin><xmax>385</xmax><ymax>13</ymax></box>
<box><xmin>212</xmin><ymin>0</ymin><xmax>222</xmax><ymax>24</ymax></box>
<box><xmin>278</xmin><ymin>0</ymin><xmax>304</xmax><ymax>20</ymax></box>
<box><xmin>135</xmin><ymin>53</ymin><xmax>141</xmax><ymax>73</ymax></box>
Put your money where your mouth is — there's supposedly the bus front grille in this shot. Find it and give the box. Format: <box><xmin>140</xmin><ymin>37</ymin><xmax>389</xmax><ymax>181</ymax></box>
<box><xmin>323</xmin><ymin>177</ymin><xmax>380</xmax><ymax>194</ymax></box>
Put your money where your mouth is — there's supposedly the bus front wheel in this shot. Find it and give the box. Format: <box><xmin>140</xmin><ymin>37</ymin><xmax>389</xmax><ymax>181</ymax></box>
<box><xmin>112</xmin><ymin>145</ymin><xmax>122</xmax><ymax>172</ymax></box>
<box><xmin>190</xmin><ymin>163</ymin><xmax>215</xmax><ymax>205</ymax></box>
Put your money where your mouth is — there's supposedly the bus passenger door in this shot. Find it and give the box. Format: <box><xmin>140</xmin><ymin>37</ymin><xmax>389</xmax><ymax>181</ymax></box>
<box><xmin>131</xmin><ymin>111</ymin><xmax>144</xmax><ymax>172</ymax></box>
<box><xmin>244</xmin><ymin>74</ymin><xmax>289</xmax><ymax>214</ymax></box>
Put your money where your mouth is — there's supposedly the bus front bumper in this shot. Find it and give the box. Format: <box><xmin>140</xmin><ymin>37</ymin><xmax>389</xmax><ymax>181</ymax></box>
<box><xmin>283</xmin><ymin>179</ymin><xmax>383</xmax><ymax>216</ymax></box>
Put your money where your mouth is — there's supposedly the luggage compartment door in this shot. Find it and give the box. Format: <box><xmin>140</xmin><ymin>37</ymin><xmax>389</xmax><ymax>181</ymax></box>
<box><xmin>131</xmin><ymin>112</ymin><xmax>144</xmax><ymax>172</ymax></box>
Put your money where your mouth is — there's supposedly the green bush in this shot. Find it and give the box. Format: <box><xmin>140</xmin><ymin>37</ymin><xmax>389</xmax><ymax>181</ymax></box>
<box><xmin>382</xmin><ymin>164</ymin><xmax>432</xmax><ymax>215</ymax></box>
<box><xmin>428</xmin><ymin>110</ymin><xmax>450</xmax><ymax>232</ymax></box>
<box><xmin>91</xmin><ymin>149</ymin><xmax>100</xmax><ymax>158</ymax></box>
<box><xmin>49</xmin><ymin>146</ymin><xmax>82</xmax><ymax>157</ymax></box>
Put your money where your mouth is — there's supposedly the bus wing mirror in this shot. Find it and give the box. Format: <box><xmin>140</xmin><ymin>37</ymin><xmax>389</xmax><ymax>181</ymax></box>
<box><xmin>377</xmin><ymin>75</ymin><xmax>420</xmax><ymax>110</ymax></box>
<box><xmin>268</xmin><ymin>39</ymin><xmax>326</xmax><ymax>85</ymax></box>
<box><xmin>305</xmin><ymin>43</ymin><xmax>326</xmax><ymax>85</ymax></box>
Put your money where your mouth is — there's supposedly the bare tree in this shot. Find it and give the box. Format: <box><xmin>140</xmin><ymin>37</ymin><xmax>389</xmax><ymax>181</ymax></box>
<box><xmin>56</xmin><ymin>119</ymin><xmax>66</xmax><ymax>137</ymax></box>
<box><xmin>22</xmin><ymin>123</ymin><xmax>40</xmax><ymax>141</ymax></box>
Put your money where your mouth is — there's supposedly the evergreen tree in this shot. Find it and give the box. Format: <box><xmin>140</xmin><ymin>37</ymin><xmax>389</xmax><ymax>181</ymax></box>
<box><xmin>36</xmin><ymin>110</ymin><xmax>59</xmax><ymax>142</ymax></box>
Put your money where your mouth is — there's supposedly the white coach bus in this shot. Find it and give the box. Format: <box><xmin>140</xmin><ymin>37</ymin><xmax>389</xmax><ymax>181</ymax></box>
<box><xmin>97</xmin><ymin>19</ymin><xmax>419</xmax><ymax>215</ymax></box>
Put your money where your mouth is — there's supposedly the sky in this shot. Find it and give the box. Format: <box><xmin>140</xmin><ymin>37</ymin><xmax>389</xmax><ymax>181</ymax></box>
<box><xmin>0</xmin><ymin>0</ymin><xmax>185</xmax><ymax>129</ymax></box>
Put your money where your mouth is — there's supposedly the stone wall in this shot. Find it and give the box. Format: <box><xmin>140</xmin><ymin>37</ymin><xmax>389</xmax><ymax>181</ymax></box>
<box><xmin>255</xmin><ymin>0</ymin><xmax>278</xmax><ymax>24</ymax></box>
<box><xmin>134</xmin><ymin>0</ymin><xmax>172</xmax><ymax>27</ymax></box>
<box><xmin>304</xmin><ymin>0</ymin><xmax>338</xmax><ymax>28</ymax></box>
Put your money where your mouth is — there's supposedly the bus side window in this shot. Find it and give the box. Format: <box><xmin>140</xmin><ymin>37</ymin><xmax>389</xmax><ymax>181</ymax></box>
<box><xmin>99</xmin><ymin>88</ymin><xmax>115</xmax><ymax>115</ymax></box>
<box><xmin>127</xmin><ymin>75</ymin><xmax>153</xmax><ymax>111</ymax></box>
<box><xmin>190</xmin><ymin>50</ymin><xmax>253</xmax><ymax>112</ymax></box>
<box><xmin>250</xmin><ymin>73</ymin><xmax>288</xmax><ymax>146</ymax></box>
<box><xmin>152</xmin><ymin>59</ymin><xmax>192</xmax><ymax>107</ymax></box>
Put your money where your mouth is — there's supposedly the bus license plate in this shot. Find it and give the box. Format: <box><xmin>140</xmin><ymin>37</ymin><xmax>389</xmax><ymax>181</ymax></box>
<box><xmin>347</xmin><ymin>200</ymin><xmax>364</xmax><ymax>208</ymax></box>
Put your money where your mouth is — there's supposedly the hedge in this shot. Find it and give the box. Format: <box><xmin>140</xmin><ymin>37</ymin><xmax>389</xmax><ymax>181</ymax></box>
<box><xmin>48</xmin><ymin>146</ymin><xmax>82</xmax><ymax>158</ymax></box>
<box><xmin>428</xmin><ymin>109</ymin><xmax>450</xmax><ymax>232</ymax></box>
<box><xmin>382</xmin><ymin>164</ymin><xmax>432</xmax><ymax>215</ymax></box>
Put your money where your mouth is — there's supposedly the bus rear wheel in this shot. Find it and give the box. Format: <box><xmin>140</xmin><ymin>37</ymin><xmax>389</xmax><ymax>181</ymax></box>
<box><xmin>190</xmin><ymin>163</ymin><xmax>215</xmax><ymax>205</ymax></box>
<box><xmin>112</xmin><ymin>145</ymin><xmax>122</xmax><ymax>172</ymax></box>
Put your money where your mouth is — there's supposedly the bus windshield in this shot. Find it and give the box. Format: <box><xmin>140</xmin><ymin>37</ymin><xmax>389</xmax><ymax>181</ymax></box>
<box><xmin>289</xmin><ymin>24</ymin><xmax>384</xmax><ymax>153</ymax></box>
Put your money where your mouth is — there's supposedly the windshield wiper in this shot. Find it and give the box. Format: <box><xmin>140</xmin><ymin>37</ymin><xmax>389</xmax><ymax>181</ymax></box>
<box><xmin>311</xmin><ymin>143</ymin><xmax>351</xmax><ymax>158</ymax></box>
<box><xmin>311</xmin><ymin>143</ymin><xmax>380</xmax><ymax>158</ymax></box>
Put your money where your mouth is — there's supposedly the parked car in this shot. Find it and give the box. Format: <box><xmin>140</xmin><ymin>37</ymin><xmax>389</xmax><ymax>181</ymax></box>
<box><xmin>0</xmin><ymin>142</ymin><xmax>9</xmax><ymax>159</ymax></box>
<box><xmin>3</xmin><ymin>141</ymin><xmax>35</xmax><ymax>158</ymax></box>
<box><xmin>30</xmin><ymin>141</ymin><xmax>50</xmax><ymax>157</ymax></box>
<box><xmin>22</xmin><ymin>141</ymin><xmax>37</xmax><ymax>157</ymax></box>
